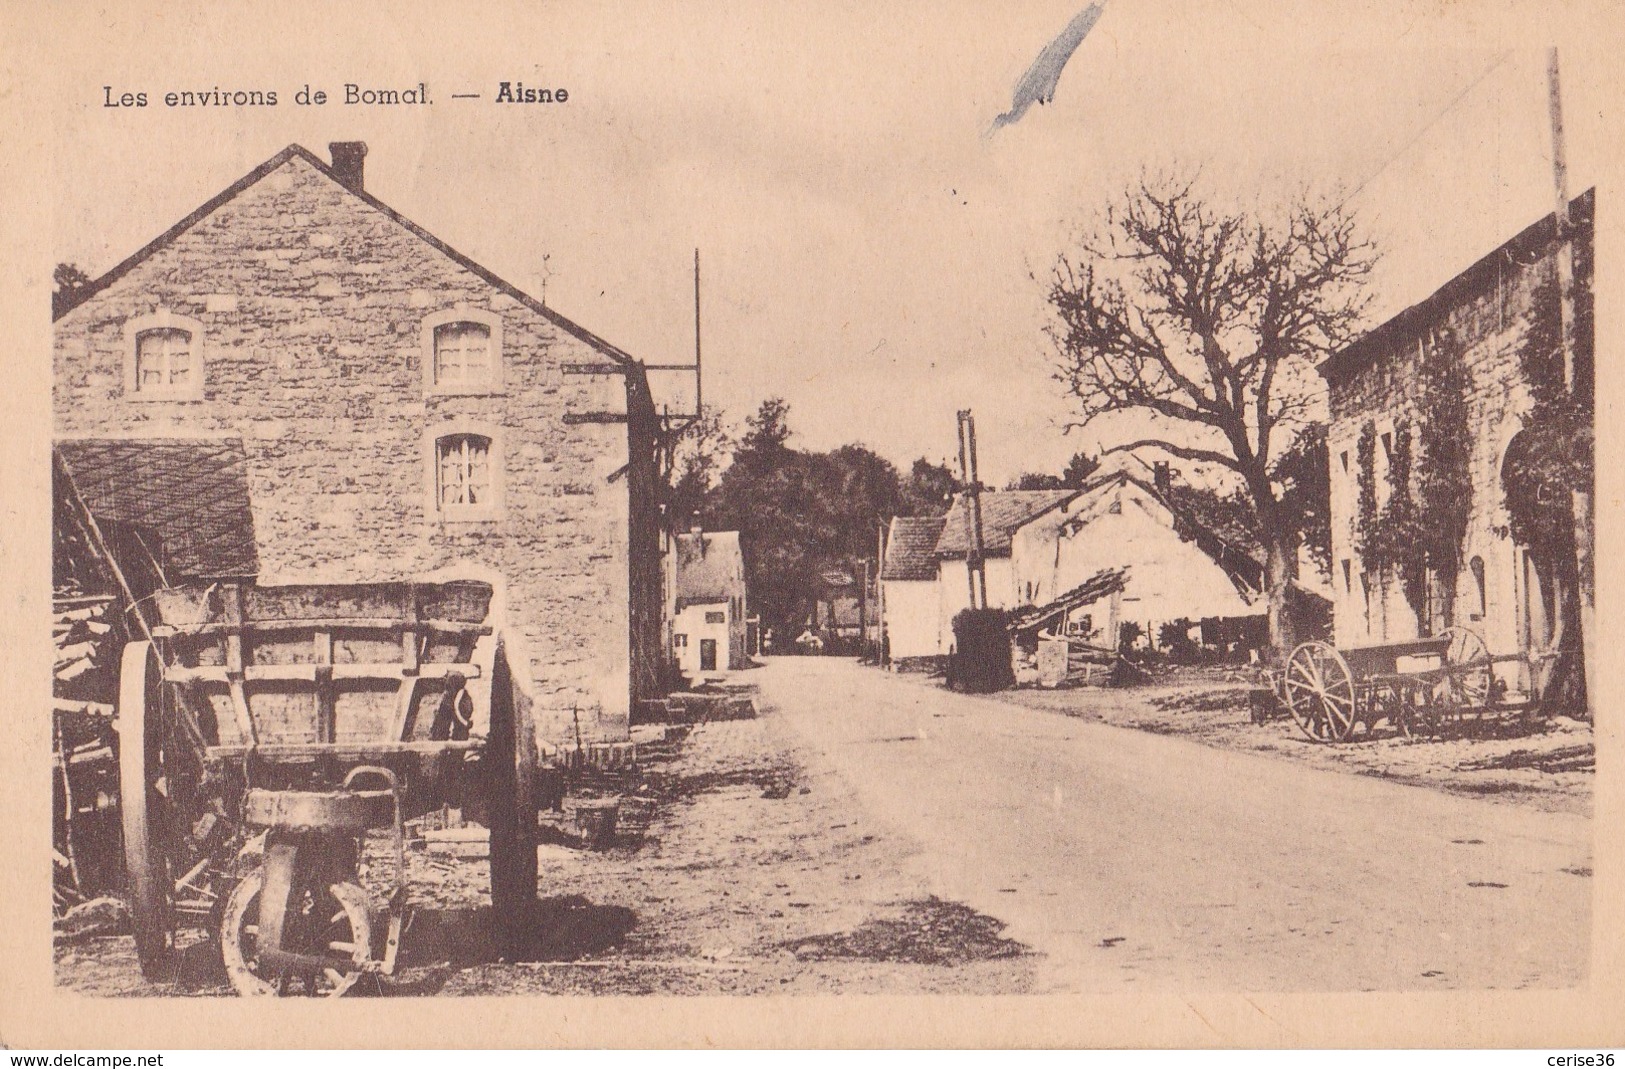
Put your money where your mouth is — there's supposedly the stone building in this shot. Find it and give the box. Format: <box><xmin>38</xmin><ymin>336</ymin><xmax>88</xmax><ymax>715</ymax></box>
<box><xmin>1317</xmin><ymin>190</ymin><xmax>1594</xmax><ymax>685</ymax></box>
<box><xmin>52</xmin><ymin>142</ymin><xmax>666</xmax><ymax>745</ymax></box>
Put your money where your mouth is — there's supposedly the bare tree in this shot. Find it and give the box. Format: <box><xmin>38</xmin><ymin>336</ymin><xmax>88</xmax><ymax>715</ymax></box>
<box><xmin>1046</xmin><ymin>175</ymin><xmax>1375</xmax><ymax>658</ymax></box>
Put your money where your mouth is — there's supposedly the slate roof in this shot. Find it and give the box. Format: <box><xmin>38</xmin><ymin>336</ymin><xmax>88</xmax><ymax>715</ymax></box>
<box><xmin>675</xmin><ymin>530</ymin><xmax>743</xmax><ymax>606</ymax></box>
<box><xmin>933</xmin><ymin>490</ymin><xmax>1077</xmax><ymax>558</ymax></box>
<box><xmin>52</xmin><ymin>144</ymin><xmax>638</xmax><ymax>370</ymax></box>
<box><xmin>882</xmin><ymin>515</ymin><xmax>947</xmax><ymax>581</ymax></box>
<box><xmin>55</xmin><ymin>438</ymin><xmax>259</xmax><ymax>578</ymax></box>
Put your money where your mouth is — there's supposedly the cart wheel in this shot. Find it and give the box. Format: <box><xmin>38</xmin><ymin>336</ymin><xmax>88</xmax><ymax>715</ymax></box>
<box><xmin>118</xmin><ymin>640</ymin><xmax>175</xmax><ymax>979</ymax></box>
<box><xmin>1283</xmin><ymin>641</ymin><xmax>1357</xmax><ymax>743</ymax></box>
<box><xmin>484</xmin><ymin>639</ymin><xmax>539</xmax><ymax>956</ymax></box>
<box><xmin>1439</xmin><ymin>626</ymin><xmax>1492</xmax><ymax>709</ymax></box>
<box><xmin>220</xmin><ymin>872</ymin><xmax>373</xmax><ymax>997</ymax></box>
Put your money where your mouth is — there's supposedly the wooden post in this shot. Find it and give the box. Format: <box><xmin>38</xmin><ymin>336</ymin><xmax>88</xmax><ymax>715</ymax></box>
<box><xmin>956</xmin><ymin>410</ymin><xmax>988</xmax><ymax>610</ymax></box>
<box><xmin>877</xmin><ymin>519</ymin><xmax>888</xmax><ymax>666</ymax></box>
<box><xmin>1548</xmin><ymin>48</ymin><xmax>1596</xmax><ymax>720</ymax></box>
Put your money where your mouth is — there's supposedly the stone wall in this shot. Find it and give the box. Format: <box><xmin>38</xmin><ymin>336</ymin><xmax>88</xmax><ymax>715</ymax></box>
<box><xmin>53</xmin><ymin>150</ymin><xmax>640</xmax><ymax>743</ymax></box>
<box><xmin>1323</xmin><ymin>213</ymin><xmax>1588</xmax><ymax>660</ymax></box>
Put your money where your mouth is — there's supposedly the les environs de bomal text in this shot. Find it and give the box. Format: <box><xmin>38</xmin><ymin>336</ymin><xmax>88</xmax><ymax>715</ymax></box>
<box><xmin>102</xmin><ymin>80</ymin><xmax>569</xmax><ymax>109</ymax></box>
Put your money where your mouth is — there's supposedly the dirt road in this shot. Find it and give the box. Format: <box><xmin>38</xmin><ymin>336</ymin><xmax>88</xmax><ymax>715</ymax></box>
<box><xmin>760</xmin><ymin>657</ymin><xmax>1592</xmax><ymax>992</ymax></box>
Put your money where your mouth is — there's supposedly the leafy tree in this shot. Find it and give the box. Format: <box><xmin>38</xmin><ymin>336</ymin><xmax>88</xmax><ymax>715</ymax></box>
<box><xmin>1006</xmin><ymin>472</ymin><xmax>1065</xmax><ymax>490</ymax></box>
<box><xmin>1270</xmin><ymin>423</ymin><xmax>1331</xmax><ymax>577</ymax></box>
<box><xmin>53</xmin><ymin>263</ymin><xmax>92</xmax><ymax>318</ymax></box>
<box><xmin>1046</xmin><ymin>173</ymin><xmax>1374</xmax><ymax>659</ymax></box>
<box><xmin>665</xmin><ymin>405</ymin><xmax>733</xmax><ymax>530</ymax></box>
<box><xmin>1061</xmin><ymin>450</ymin><xmax>1102</xmax><ymax>488</ymax></box>
<box><xmin>704</xmin><ymin>399</ymin><xmax>904</xmax><ymax>639</ymax></box>
<box><xmin>900</xmin><ymin>457</ymin><xmax>957</xmax><ymax>516</ymax></box>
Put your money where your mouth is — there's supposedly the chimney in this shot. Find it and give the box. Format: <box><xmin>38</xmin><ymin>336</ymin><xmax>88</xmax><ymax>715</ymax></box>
<box><xmin>1152</xmin><ymin>461</ymin><xmax>1172</xmax><ymax>497</ymax></box>
<box><xmin>329</xmin><ymin>142</ymin><xmax>368</xmax><ymax>191</ymax></box>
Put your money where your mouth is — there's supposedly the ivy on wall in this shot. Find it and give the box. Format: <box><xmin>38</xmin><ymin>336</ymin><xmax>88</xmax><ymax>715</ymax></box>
<box><xmin>1353</xmin><ymin>330</ymin><xmax>1474</xmax><ymax>633</ymax></box>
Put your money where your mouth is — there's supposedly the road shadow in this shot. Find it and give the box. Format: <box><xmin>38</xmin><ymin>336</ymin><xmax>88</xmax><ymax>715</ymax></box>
<box><xmin>386</xmin><ymin>895</ymin><xmax>638</xmax><ymax>994</ymax></box>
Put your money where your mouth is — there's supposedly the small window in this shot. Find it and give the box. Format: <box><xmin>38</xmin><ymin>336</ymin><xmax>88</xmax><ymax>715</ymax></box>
<box><xmin>705</xmin><ymin>611</ymin><xmax>726</xmax><ymax>625</ymax></box>
<box><xmin>1339</xmin><ymin>450</ymin><xmax>1350</xmax><ymax>474</ymax></box>
<box><xmin>1470</xmin><ymin>555</ymin><xmax>1487</xmax><ymax>620</ymax></box>
<box><xmin>1341</xmin><ymin>559</ymin><xmax>1352</xmax><ymax>593</ymax></box>
<box><xmin>436</xmin><ymin>434</ymin><xmax>492</xmax><ymax>513</ymax></box>
<box><xmin>136</xmin><ymin>328</ymin><xmax>194</xmax><ymax>390</ymax></box>
<box><xmin>434</xmin><ymin>322</ymin><xmax>492</xmax><ymax>386</ymax></box>
<box><xmin>124</xmin><ymin>311</ymin><xmax>205</xmax><ymax>400</ymax></box>
<box><xmin>421</xmin><ymin>309</ymin><xmax>504</xmax><ymax>394</ymax></box>
<box><xmin>674</xmin><ymin>634</ymin><xmax>688</xmax><ymax>648</ymax></box>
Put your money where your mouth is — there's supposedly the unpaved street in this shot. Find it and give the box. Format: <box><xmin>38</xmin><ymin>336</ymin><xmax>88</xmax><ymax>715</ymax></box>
<box><xmin>761</xmin><ymin>657</ymin><xmax>1592</xmax><ymax>991</ymax></box>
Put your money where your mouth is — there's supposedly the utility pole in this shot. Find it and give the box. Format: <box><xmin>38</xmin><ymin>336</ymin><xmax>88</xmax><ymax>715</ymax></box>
<box><xmin>693</xmin><ymin>248</ymin><xmax>703</xmax><ymax>418</ymax></box>
<box><xmin>877</xmin><ymin>518</ymin><xmax>889</xmax><ymax>666</ymax></box>
<box><xmin>1548</xmin><ymin>48</ymin><xmax>1596</xmax><ymax>720</ymax></box>
<box><xmin>956</xmin><ymin>410</ymin><xmax>988</xmax><ymax>610</ymax></box>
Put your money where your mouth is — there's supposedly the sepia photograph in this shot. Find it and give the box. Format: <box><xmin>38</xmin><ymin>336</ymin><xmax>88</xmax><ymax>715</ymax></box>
<box><xmin>2</xmin><ymin>0</ymin><xmax>1620</xmax><ymax>1050</ymax></box>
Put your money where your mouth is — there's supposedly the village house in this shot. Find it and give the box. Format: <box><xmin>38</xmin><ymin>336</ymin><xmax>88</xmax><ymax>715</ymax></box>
<box><xmin>880</xmin><ymin>514</ymin><xmax>947</xmax><ymax>663</ymax></box>
<box><xmin>1317</xmin><ymin>190</ymin><xmax>1594</xmax><ymax>693</ymax></box>
<box><xmin>883</xmin><ymin>467</ymin><xmax>1275</xmax><ymax>663</ymax></box>
<box><xmin>670</xmin><ymin>528</ymin><xmax>749</xmax><ymax>680</ymax></box>
<box><xmin>52</xmin><ymin>142</ymin><xmax>667</xmax><ymax>746</ymax></box>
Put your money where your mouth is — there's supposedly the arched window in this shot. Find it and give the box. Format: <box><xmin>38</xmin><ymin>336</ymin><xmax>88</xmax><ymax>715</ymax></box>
<box><xmin>425</xmin><ymin>425</ymin><xmax>504</xmax><ymax>521</ymax></box>
<box><xmin>422</xmin><ymin>309</ymin><xmax>504</xmax><ymax>394</ymax></box>
<box><xmin>136</xmin><ymin>328</ymin><xmax>195</xmax><ymax>390</ymax></box>
<box><xmin>124</xmin><ymin>310</ymin><xmax>205</xmax><ymax>400</ymax></box>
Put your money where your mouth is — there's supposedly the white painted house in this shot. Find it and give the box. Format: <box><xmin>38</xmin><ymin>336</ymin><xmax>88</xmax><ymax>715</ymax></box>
<box><xmin>1008</xmin><ymin>472</ymin><xmax>1266</xmax><ymax>649</ymax></box>
<box><xmin>881</xmin><ymin>515</ymin><xmax>946</xmax><ymax>661</ymax></box>
<box><xmin>672</xmin><ymin>530</ymin><xmax>748</xmax><ymax>679</ymax></box>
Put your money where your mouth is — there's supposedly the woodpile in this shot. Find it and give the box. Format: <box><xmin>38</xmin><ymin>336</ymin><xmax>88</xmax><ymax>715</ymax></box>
<box><xmin>52</xmin><ymin>584</ymin><xmax>125</xmax><ymax>913</ymax></box>
<box><xmin>54</xmin><ymin>591</ymin><xmax>116</xmax><ymax>685</ymax></box>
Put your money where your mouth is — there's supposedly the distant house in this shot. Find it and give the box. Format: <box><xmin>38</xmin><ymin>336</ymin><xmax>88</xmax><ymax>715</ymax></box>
<box><xmin>1006</xmin><ymin>470</ymin><xmax>1266</xmax><ymax>651</ymax></box>
<box><xmin>1318</xmin><ymin>190</ymin><xmax>1594</xmax><ymax>684</ymax></box>
<box><xmin>881</xmin><ymin>515</ymin><xmax>947</xmax><ymax>662</ymax></box>
<box><xmin>671</xmin><ymin>529</ymin><xmax>748</xmax><ymax>678</ymax></box>
<box><xmin>887</xmin><ymin>468</ymin><xmax>1285</xmax><ymax>659</ymax></box>
<box><xmin>933</xmin><ymin>489</ymin><xmax>1077</xmax><ymax>653</ymax></box>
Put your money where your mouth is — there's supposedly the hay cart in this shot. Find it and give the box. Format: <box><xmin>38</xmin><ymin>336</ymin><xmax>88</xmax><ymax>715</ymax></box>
<box><xmin>1276</xmin><ymin>627</ymin><xmax>1544</xmax><ymax>743</ymax></box>
<box><xmin>117</xmin><ymin>580</ymin><xmax>538</xmax><ymax>996</ymax></box>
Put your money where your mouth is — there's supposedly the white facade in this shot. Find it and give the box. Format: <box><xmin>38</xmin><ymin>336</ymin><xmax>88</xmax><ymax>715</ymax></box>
<box><xmin>882</xmin><ymin>578</ymin><xmax>939</xmax><ymax>658</ymax></box>
<box><xmin>672</xmin><ymin>600</ymin><xmax>734</xmax><ymax>678</ymax></box>
<box><xmin>1010</xmin><ymin>478</ymin><xmax>1262</xmax><ymax>644</ymax></box>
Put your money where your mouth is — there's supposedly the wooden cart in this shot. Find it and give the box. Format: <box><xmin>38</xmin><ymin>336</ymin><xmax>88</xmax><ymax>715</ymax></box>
<box><xmin>117</xmin><ymin>580</ymin><xmax>538</xmax><ymax>995</ymax></box>
<box><xmin>1278</xmin><ymin>627</ymin><xmax>1542</xmax><ymax>743</ymax></box>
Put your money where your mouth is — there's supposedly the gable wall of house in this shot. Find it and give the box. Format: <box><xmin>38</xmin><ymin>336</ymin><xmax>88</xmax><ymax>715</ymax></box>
<box><xmin>882</xmin><ymin>578</ymin><xmax>940</xmax><ymax>659</ymax></box>
<box><xmin>1324</xmin><ymin>242</ymin><xmax>1564</xmax><ymax>662</ymax></box>
<box><xmin>53</xmin><ymin>153</ymin><xmax>639</xmax><ymax>743</ymax></box>
<box><xmin>1011</xmin><ymin>479</ymin><xmax>1260</xmax><ymax>644</ymax></box>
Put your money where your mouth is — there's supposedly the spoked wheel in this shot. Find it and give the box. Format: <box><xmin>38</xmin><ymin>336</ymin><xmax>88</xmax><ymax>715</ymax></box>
<box><xmin>484</xmin><ymin>638</ymin><xmax>539</xmax><ymax>957</ymax></box>
<box><xmin>1283</xmin><ymin>641</ymin><xmax>1358</xmax><ymax>743</ymax></box>
<box><xmin>118</xmin><ymin>641</ymin><xmax>175</xmax><ymax>978</ymax></box>
<box><xmin>219</xmin><ymin>872</ymin><xmax>373</xmax><ymax>997</ymax></box>
<box><xmin>1439</xmin><ymin>626</ymin><xmax>1493</xmax><ymax>710</ymax></box>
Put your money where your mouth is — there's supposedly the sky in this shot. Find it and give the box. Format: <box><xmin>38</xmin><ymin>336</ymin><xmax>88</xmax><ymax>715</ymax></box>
<box><xmin>49</xmin><ymin>0</ymin><xmax>1614</xmax><ymax>486</ymax></box>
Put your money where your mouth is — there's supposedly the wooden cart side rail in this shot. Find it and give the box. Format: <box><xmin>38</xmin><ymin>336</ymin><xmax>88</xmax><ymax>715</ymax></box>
<box><xmin>152</xmin><ymin>619</ymin><xmax>494</xmax><ymax>638</ymax></box>
<box><xmin>204</xmin><ymin>740</ymin><xmax>483</xmax><ymax>761</ymax></box>
<box><xmin>165</xmin><ymin>662</ymin><xmax>481</xmax><ymax>684</ymax></box>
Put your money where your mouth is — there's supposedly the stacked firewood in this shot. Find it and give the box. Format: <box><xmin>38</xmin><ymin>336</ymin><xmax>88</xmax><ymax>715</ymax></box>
<box><xmin>53</xmin><ymin>584</ymin><xmax>123</xmax><ymax>912</ymax></box>
<box><xmin>54</xmin><ymin>589</ymin><xmax>116</xmax><ymax>687</ymax></box>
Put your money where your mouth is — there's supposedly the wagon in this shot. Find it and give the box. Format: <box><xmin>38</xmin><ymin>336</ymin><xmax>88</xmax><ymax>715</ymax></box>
<box><xmin>117</xmin><ymin>580</ymin><xmax>539</xmax><ymax>995</ymax></box>
<box><xmin>1276</xmin><ymin>627</ymin><xmax>1544</xmax><ymax>743</ymax></box>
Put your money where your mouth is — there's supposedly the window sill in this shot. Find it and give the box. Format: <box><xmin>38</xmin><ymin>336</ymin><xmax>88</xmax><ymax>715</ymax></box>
<box><xmin>125</xmin><ymin>390</ymin><xmax>205</xmax><ymax>403</ymax></box>
<box><xmin>426</xmin><ymin>383</ymin><xmax>506</xmax><ymax>398</ymax></box>
<box><xmin>433</xmin><ymin>507</ymin><xmax>505</xmax><ymax>524</ymax></box>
